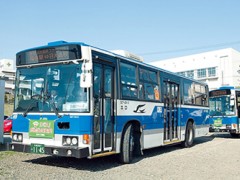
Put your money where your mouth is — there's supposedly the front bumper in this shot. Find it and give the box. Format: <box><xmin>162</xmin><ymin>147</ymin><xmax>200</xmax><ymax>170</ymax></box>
<box><xmin>10</xmin><ymin>143</ymin><xmax>89</xmax><ymax>158</ymax></box>
<box><xmin>209</xmin><ymin>126</ymin><xmax>237</xmax><ymax>133</ymax></box>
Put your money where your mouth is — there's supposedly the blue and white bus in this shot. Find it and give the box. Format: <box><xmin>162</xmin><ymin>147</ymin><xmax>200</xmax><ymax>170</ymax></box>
<box><xmin>11</xmin><ymin>41</ymin><xmax>209</xmax><ymax>163</ymax></box>
<box><xmin>209</xmin><ymin>86</ymin><xmax>240</xmax><ymax>137</ymax></box>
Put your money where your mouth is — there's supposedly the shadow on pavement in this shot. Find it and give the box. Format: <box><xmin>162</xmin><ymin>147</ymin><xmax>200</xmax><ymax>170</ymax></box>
<box><xmin>210</xmin><ymin>132</ymin><xmax>239</xmax><ymax>139</ymax></box>
<box><xmin>25</xmin><ymin>155</ymin><xmax>122</xmax><ymax>171</ymax></box>
<box><xmin>137</xmin><ymin>133</ymin><xmax>215</xmax><ymax>161</ymax></box>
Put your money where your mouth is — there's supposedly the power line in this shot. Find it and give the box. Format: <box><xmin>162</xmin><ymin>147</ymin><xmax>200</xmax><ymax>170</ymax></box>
<box><xmin>138</xmin><ymin>41</ymin><xmax>240</xmax><ymax>56</ymax></box>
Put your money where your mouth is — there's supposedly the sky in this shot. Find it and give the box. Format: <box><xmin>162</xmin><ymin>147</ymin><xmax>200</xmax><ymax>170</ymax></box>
<box><xmin>1</xmin><ymin>0</ymin><xmax>240</xmax><ymax>63</ymax></box>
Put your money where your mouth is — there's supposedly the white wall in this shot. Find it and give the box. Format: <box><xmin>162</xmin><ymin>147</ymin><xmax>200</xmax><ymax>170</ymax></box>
<box><xmin>0</xmin><ymin>59</ymin><xmax>16</xmax><ymax>93</ymax></box>
<box><xmin>0</xmin><ymin>59</ymin><xmax>16</xmax><ymax>71</ymax></box>
<box><xmin>231</xmin><ymin>50</ymin><xmax>240</xmax><ymax>87</ymax></box>
<box><xmin>149</xmin><ymin>48</ymin><xmax>240</xmax><ymax>90</ymax></box>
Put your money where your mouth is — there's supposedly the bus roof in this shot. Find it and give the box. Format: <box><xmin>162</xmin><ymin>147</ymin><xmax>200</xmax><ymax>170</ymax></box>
<box><xmin>219</xmin><ymin>86</ymin><xmax>235</xmax><ymax>90</ymax></box>
<box><xmin>17</xmin><ymin>40</ymin><xmax>208</xmax><ymax>86</ymax></box>
<box><xmin>17</xmin><ymin>40</ymin><xmax>89</xmax><ymax>54</ymax></box>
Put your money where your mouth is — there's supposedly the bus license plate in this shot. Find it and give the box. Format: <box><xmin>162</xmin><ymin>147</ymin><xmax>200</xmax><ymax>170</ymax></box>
<box><xmin>30</xmin><ymin>144</ymin><xmax>45</xmax><ymax>154</ymax></box>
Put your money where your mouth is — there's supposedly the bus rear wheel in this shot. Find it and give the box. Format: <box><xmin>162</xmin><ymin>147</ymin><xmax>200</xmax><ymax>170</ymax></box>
<box><xmin>119</xmin><ymin>123</ymin><xmax>134</xmax><ymax>164</ymax></box>
<box><xmin>181</xmin><ymin>121</ymin><xmax>194</xmax><ymax>148</ymax></box>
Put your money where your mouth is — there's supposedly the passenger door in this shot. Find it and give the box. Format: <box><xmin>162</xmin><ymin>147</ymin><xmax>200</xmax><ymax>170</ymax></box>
<box><xmin>93</xmin><ymin>63</ymin><xmax>115</xmax><ymax>153</ymax></box>
<box><xmin>236</xmin><ymin>91</ymin><xmax>240</xmax><ymax>132</ymax></box>
<box><xmin>163</xmin><ymin>80</ymin><xmax>180</xmax><ymax>143</ymax></box>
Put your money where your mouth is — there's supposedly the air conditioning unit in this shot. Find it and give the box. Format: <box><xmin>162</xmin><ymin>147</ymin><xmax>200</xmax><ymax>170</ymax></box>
<box><xmin>111</xmin><ymin>50</ymin><xmax>144</xmax><ymax>62</ymax></box>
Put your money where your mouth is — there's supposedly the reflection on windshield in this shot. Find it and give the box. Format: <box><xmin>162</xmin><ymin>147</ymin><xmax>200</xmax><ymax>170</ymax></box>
<box><xmin>209</xmin><ymin>96</ymin><xmax>235</xmax><ymax>116</ymax></box>
<box><xmin>14</xmin><ymin>62</ymin><xmax>89</xmax><ymax>113</ymax></box>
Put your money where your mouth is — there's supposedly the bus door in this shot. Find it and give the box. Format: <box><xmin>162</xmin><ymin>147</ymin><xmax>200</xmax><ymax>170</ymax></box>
<box><xmin>163</xmin><ymin>80</ymin><xmax>179</xmax><ymax>142</ymax></box>
<box><xmin>93</xmin><ymin>63</ymin><xmax>115</xmax><ymax>153</ymax></box>
<box><xmin>236</xmin><ymin>91</ymin><xmax>240</xmax><ymax>132</ymax></box>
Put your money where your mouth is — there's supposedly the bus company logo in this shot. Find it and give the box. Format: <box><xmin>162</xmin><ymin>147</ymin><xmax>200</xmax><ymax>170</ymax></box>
<box><xmin>33</xmin><ymin>121</ymin><xmax>39</xmax><ymax>127</ymax></box>
<box><xmin>133</xmin><ymin>104</ymin><xmax>146</xmax><ymax>113</ymax></box>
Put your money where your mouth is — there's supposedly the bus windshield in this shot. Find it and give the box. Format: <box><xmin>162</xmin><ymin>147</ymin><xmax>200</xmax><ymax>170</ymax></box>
<box><xmin>209</xmin><ymin>96</ymin><xmax>235</xmax><ymax>116</ymax></box>
<box><xmin>14</xmin><ymin>62</ymin><xmax>89</xmax><ymax>113</ymax></box>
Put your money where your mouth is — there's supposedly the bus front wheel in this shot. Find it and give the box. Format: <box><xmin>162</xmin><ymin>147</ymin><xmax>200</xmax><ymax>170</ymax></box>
<box><xmin>181</xmin><ymin>121</ymin><xmax>194</xmax><ymax>148</ymax></box>
<box><xmin>120</xmin><ymin>123</ymin><xmax>134</xmax><ymax>164</ymax></box>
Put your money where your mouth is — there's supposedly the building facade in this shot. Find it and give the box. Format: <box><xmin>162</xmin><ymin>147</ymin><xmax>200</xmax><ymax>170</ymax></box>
<box><xmin>0</xmin><ymin>59</ymin><xmax>16</xmax><ymax>94</ymax></box>
<box><xmin>150</xmin><ymin>48</ymin><xmax>240</xmax><ymax>90</ymax></box>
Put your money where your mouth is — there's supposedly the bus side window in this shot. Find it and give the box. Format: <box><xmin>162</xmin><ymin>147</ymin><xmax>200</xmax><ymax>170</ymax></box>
<box><xmin>120</xmin><ymin>62</ymin><xmax>138</xmax><ymax>99</ymax></box>
<box><xmin>184</xmin><ymin>82</ymin><xmax>194</xmax><ymax>105</ymax></box>
<box><xmin>139</xmin><ymin>67</ymin><xmax>158</xmax><ymax>101</ymax></box>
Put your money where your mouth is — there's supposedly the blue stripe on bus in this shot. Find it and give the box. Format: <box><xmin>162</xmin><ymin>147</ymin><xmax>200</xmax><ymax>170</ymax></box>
<box><xmin>116</xmin><ymin>107</ymin><xmax>209</xmax><ymax>132</ymax></box>
<box><xmin>12</xmin><ymin>106</ymin><xmax>208</xmax><ymax>135</ymax></box>
<box><xmin>209</xmin><ymin>116</ymin><xmax>238</xmax><ymax>125</ymax></box>
<box><xmin>12</xmin><ymin>114</ymin><xmax>92</xmax><ymax>135</ymax></box>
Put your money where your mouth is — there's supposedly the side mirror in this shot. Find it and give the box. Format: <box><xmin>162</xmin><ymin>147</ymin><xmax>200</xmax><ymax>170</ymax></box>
<box><xmin>80</xmin><ymin>59</ymin><xmax>92</xmax><ymax>88</ymax></box>
<box><xmin>80</xmin><ymin>73</ymin><xmax>92</xmax><ymax>88</ymax></box>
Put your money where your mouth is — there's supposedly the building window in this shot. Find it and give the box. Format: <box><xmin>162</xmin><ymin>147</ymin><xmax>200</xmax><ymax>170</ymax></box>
<box><xmin>186</xmin><ymin>70</ymin><xmax>194</xmax><ymax>79</ymax></box>
<box><xmin>208</xmin><ymin>67</ymin><xmax>216</xmax><ymax>77</ymax></box>
<box><xmin>177</xmin><ymin>72</ymin><xmax>185</xmax><ymax>77</ymax></box>
<box><xmin>197</xmin><ymin>69</ymin><xmax>206</xmax><ymax>78</ymax></box>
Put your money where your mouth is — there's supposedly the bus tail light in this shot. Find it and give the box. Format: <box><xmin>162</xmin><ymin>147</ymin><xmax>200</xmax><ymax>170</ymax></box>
<box><xmin>83</xmin><ymin>134</ymin><xmax>89</xmax><ymax>144</ymax></box>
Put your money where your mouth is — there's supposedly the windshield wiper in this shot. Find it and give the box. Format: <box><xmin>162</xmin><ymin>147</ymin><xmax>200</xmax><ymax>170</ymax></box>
<box><xmin>42</xmin><ymin>92</ymin><xmax>62</xmax><ymax>118</ymax></box>
<box><xmin>49</xmin><ymin>99</ymin><xmax>62</xmax><ymax>118</ymax></box>
<box><xmin>23</xmin><ymin>93</ymin><xmax>62</xmax><ymax>118</ymax></box>
<box><xmin>23</xmin><ymin>94</ymin><xmax>42</xmax><ymax>117</ymax></box>
<box><xmin>42</xmin><ymin>92</ymin><xmax>61</xmax><ymax>118</ymax></box>
<box><xmin>210</xmin><ymin>111</ymin><xmax>217</xmax><ymax>116</ymax></box>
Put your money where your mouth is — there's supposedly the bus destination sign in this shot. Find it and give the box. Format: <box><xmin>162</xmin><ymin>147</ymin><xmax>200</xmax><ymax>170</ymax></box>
<box><xmin>209</xmin><ymin>89</ymin><xmax>231</xmax><ymax>97</ymax></box>
<box><xmin>31</xmin><ymin>48</ymin><xmax>67</xmax><ymax>62</ymax></box>
<box><xmin>16</xmin><ymin>45</ymin><xmax>81</xmax><ymax>66</ymax></box>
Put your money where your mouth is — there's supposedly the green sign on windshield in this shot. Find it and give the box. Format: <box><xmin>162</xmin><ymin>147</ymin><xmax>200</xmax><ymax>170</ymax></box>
<box><xmin>29</xmin><ymin>119</ymin><xmax>54</xmax><ymax>138</ymax></box>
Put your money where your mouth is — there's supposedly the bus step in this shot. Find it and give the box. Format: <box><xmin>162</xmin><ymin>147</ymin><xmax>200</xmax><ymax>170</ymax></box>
<box><xmin>91</xmin><ymin>151</ymin><xmax>116</xmax><ymax>158</ymax></box>
<box><xmin>164</xmin><ymin>139</ymin><xmax>181</xmax><ymax>145</ymax></box>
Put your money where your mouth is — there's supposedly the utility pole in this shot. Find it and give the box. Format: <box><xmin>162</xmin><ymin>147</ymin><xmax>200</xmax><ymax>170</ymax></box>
<box><xmin>0</xmin><ymin>79</ymin><xmax>5</xmax><ymax>144</ymax></box>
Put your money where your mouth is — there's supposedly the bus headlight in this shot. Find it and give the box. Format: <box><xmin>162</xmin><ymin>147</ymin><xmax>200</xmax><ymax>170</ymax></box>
<box><xmin>12</xmin><ymin>133</ymin><xmax>23</xmax><ymax>142</ymax></box>
<box><xmin>66</xmin><ymin>137</ymin><xmax>71</xmax><ymax>145</ymax></box>
<box><xmin>18</xmin><ymin>134</ymin><xmax>23</xmax><ymax>142</ymax></box>
<box><xmin>13</xmin><ymin>134</ymin><xmax>18</xmax><ymax>141</ymax></box>
<box><xmin>62</xmin><ymin>136</ymin><xmax>78</xmax><ymax>146</ymax></box>
<box><xmin>72</xmin><ymin>137</ymin><xmax>78</xmax><ymax>145</ymax></box>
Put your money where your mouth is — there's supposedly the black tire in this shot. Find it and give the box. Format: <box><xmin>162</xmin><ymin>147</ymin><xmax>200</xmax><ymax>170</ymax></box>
<box><xmin>230</xmin><ymin>133</ymin><xmax>240</xmax><ymax>138</ymax></box>
<box><xmin>119</xmin><ymin>123</ymin><xmax>134</xmax><ymax>164</ymax></box>
<box><xmin>181</xmin><ymin>121</ymin><xmax>194</xmax><ymax>148</ymax></box>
